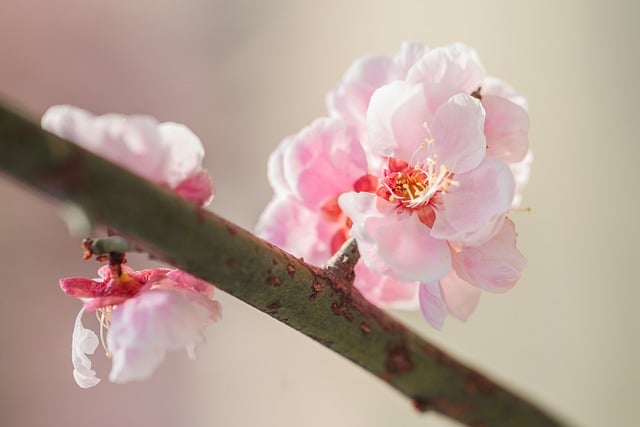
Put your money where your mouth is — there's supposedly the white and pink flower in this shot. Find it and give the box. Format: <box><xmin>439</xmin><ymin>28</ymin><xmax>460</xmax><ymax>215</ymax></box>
<box><xmin>42</xmin><ymin>105</ymin><xmax>214</xmax><ymax>206</ymax></box>
<box><xmin>328</xmin><ymin>42</ymin><xmax>531</xmax><ymax>205</ymax></box>
<box><xmin>60</xmin><ymin>266</ymin><xmax>222</xmax><ymax>388</ymax></box>
<box><xmin>256</xmin><ymin>117</ymin><xmax>420</xmax><ymax>308</ymax></box>
<box><xmin>258</xmin><ymin>41</ymin><xmax>529</xmax><ymax>328</ymax></box>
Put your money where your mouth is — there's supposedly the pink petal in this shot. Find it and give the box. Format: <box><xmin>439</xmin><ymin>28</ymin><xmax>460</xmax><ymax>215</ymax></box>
<box><xmin>418</xmin><ymin>282</ymin><xmax>447</xmax><ymax>330</ymax></box>
<box><xmin>439</xmin><ymin>270</ymin><xmax>481</xmax><ymax>321</ymax></box>
<box><xmin>375</xmin><ymin>214</ymin><xmax>451</xmax><ymax>283</ymax></box>
<box><xmin>84</xmin><ymin>296</ymin><xmax>129</xmax><ymax>312</ymax></box>
<box><xmin>510</xmin><ymin>150</ymin><xmax>533</xmax><ymax>208</ymax></box>
<box><xmin>267</xmin><ymin>135</ymin><xmax>295</xmax><ymax>194</ymax></box>
<box><xmin>107</xmin><ymin>288</ymin><xmax>221</xmax><ymax>383</ymax></box>
<box><xmin>428</xmin><ymin>93</ymin><xmax>486</xmax><ymax>174</ymax></box>
<box><xmin>158</xmin><ymin>122</ymin><xmax>205</xmax><ymax>188</ymax></box>
<box><xmin>286</xmin><ymin>118</ymin><xmax>368</xmax><ymax>209</ymax></box>
<box><xmin>393</xmin><ymin>41</ymin><xmax>428</xmax><ymax>74</ymax></box>
<box><xmin>327</xmin><ymin>55</ymin><xmax>400</xmax><ymax>135</ymax></box>
<box><xmin>338</xmin><ymin>192</ymin><xmax>403</xmax><ymax>278</ymax></box>
<box><xmin>366</xmin><ymin>81</ymin><xmax>431</xmax><ymax>161</ymax></box>
<box><xmin>482</xmin><ymin>76</ymin><xmax>528</xmax><ymax>110</ymax></box>
<box><xmin>92</xmin><ymin>113</ymin><xmax>169</xmax><ymax>183</ymax></box>
<box><xmin>483</xmin><ymin>95</ymin><xmax>529</xmax><ymax>163</ymax></box>
<box><xmin>256</xmin><ymin>195</ymin><xmax>338</xmax><ymax>266</ymax></box>
<box><xmin>353</xmin><ymin>262</ymin><xmax>419</xmax><ymax>309</ymax></box>
<box><xmin>60</xmin><ymin>277</ymin><xmax>105</xmax><ymax>299</ymax></box>
<box><xmin>71</xmin><ymin>308</ymin><xmax>101</xmax><ymax>388</ymax></box>
<box><xmin>406</xmin><ymin>43</ymin><xmax>486</xmax><ymax>93</ymax></box>
<box><xmin>165</xmin><ymin>270</ymin><xmax>216</xmax><ymax>299</ymax></box>
<box><xmin>432</xmin><ymin>157</ymin><xmax>514</xmax><ymax>244</ymax></box>
<box><xmin>452</xmin><ymin>218</ymin><xmax>527</xmax><ymax>293</ymax></box>
<box><xmin>173</xmin><ymin>170</ymin><xmax>215</xmax><ymax>206</ymax></box>
<box><xmin>42</xmin><ymin>105</ymin><xmax>213</xmax><ymax>203</ymax></box>
<box><xmin>41</xmin><ymin>105</ymin><xmax>96</xmax><ymax>148</ymax></box>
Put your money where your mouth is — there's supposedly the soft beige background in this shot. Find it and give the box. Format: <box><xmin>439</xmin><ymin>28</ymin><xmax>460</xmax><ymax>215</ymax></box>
<box><xmin>0</xmin><ymin>1</ymin><xmax>638</xmax><ymax>426</ymax></box>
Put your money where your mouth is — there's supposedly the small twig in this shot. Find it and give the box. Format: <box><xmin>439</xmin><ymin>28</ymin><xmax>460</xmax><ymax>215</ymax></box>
<box><xmin>323</xmin><ymin>237</ymin><xmax>360</xmax><ymax>286</ymax></box>
<box><xmin>82</xmin><ymin>236</ymin><xmax>133</xmax><ymax>259</ymax></box>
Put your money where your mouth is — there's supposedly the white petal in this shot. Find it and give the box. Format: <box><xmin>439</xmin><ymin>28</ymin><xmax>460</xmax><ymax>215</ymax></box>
<box><xmin>366</xmin><ymin>81</ymin><xmax>431</xmax><ymax>161</ymax></box>
<box><xmin>418</xmin><ymin>282</ymin><xmax>447</xmax><ymax>330</ymax></box>
<box><xmin>158</xmin><ymin>122</ymin><xmax>206</xmax><ymax>187</ymax></box>
<box><xmin>107</xmin><ymin>289</ymin><xmax>221</xmax><ymax>383</ymax></box>
<box><xmin>71</xmin><ymin>307</ymin><xmax>101</xmax><ymax>388</ymax></box>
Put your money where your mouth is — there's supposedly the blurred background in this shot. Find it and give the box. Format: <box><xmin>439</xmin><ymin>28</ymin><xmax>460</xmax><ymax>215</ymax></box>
<box><xmin>0</xmin><ymin>1</ymin><xmax>638</xmax><ymax>426</ymax></box>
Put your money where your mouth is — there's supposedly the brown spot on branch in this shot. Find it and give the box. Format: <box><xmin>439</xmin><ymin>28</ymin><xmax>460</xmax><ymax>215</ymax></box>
<box><xmin>385</xmin><ymin>344</ymin><xmax>414</xmax><ymax>375</ymax></box>
<box><xmin>286</xmin><ymin>264</ymin><xmax>296</xmax><ymax>277</ymax></box>
<box><xmin>359</xmin><ymin>322</ymin><xmax>372</xmax><ymax>334</ymax></box>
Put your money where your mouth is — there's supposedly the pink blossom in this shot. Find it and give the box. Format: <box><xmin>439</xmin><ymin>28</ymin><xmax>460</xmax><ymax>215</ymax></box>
<box><xmin>256</xmin><ymin>117</ymin><xmax>420</xmax><ymax>308</ymax></box>
<box><xmin>41</xmin><ymin>105</ymin><xmax>214</xmax><ymax>206</ymax></box>
<box><xmin>328</xmin><ymin>42</ymin><xmax>531</xmax><ymax>200</ymax></box>
<box><xmin>60</xmin><ymin>266</ymin><xmax>221</xmax><ymax>388</ymax></box>
<box><xmin>338</xmin><ymin>77</ymin><xmax>525</xmax><ymax>328</ymax></box>
<box><xmin>259</xmin><ymin>42</ymin><xmax>529</xmax><ymax>328</ymax></box>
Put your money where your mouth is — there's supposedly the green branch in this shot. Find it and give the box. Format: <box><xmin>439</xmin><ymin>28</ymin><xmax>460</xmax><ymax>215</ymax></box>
<box><xmin>0</xmin><ymin>101</ymin><xmax>569</xmax><ymax>427</ymax></box>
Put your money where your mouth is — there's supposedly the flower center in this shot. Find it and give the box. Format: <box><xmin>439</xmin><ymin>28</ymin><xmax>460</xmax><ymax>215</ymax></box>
<box><xmin>376</xmin><ymin>156</ymin><xmax>458</xmax><ymax>226</ymax></box>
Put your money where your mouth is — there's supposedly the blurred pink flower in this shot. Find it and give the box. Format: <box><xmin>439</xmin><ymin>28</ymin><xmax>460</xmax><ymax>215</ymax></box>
<box><xmin>60</xmin><ymin>266</ymin><xmax>221</xmax><ymax>388</ymax></box>
<box><xmin>41</xmin><ymin>105</ymin><xmax>214</xmax><ymax>206</ymax></box>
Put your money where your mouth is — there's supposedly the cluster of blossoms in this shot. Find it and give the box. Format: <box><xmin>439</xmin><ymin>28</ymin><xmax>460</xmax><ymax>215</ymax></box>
<box><xmin>43</xmin><ymin>106</ymin><xmax>221</xmax><ymax>388</ymax></box>
<box><xmin>257</xmin><ymin>42</ymin><xmax>530</xmax><ymax>328</ymax></box>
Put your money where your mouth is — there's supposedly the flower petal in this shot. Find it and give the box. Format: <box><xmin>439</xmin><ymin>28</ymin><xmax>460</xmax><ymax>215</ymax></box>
<box><xmin>107</xmin><ymin>289</ymin><xmax>221</xmax><ymax>383</ymax></box>
<box><xmin>341</xmin><ymin>192</ymin><xmax>451</xmax><ymax>283</ymax></box>
<box><xmin>327</xmin><ymin>55</ymin><xmax>400</xmax><ymax>135</ymax></box>
<box><xmin>173</xmin><ymin>170</ymin><xmax>215</xmax><ymax>207</ymax></box>
<box><xmin>393</xmin><ymin>41</ymin><xmax>429</xmax><ymax>74</ymax></box>
<box><xmin>60</xmin><ymin>277</ymin><xmax>105</xmax><ymax>299</ymax></box>
<box><xmin>353</xmin><ymin>262</ymin><xmax>419</xmax><ymax>309</ymax></box>
<box><xmin>418</xmin><ymin>282</ymin><xmax>447</xmax><ymax>330</ymax></box>
<box><xmin>439</xmin><ymin>270</ymin><xmax>481</xmax><ymax>321</ymax></box>
<box><xmin>510</xmin><ymin>150</ymin><xmax>533</xmax><ymax>208</ymax></box>
<box><xmin>256</xmin><ymin>195</ymin><xmax>339</xmax><ymax>266</ymax></box>
<box><xmin>366</xmin><ymin>81</ymin><xmax>431</xmax><ymax>161</ymax></box>
<box><xmin>158</xmin><ymin>122</ymin><xmax>205</xmax><ymax>188</ymax></box>
<box><xmin>483</xmin><ymin>95</ymin><xmax>529</xmax><ymax>163</ymax></box>
<box><xmin>165</xmin><ymin>270</ymin><xmax>216</xmax><ymax>299</ymax></box>
<box><xmin>428</xmin><ymin>93</ymin><xmax>486</xmax><ymax>174</ymax></box>
<box><xmin>375</xmin><ymin>214</ymin><xmax>451</xmax><ymax>283</ymax></box>
<box><xmin>267</xmin><ymin>135</ymin><xmax>295</xmax><ymax>194</ymax></box>
<box><xmin>432</xmin><ymin>157</ymin><xmax>514</xmax><ymax>244</ymax></box>
<box><xmin>452</xmin><ymin>218</ymin><xmax>527</xmax><ymax>293</ymax></box>
<box><xmin>42</xmin><ymin>105</ymin><xmax>212</xmax><ymax>204</ymax></box>
<box><xmin>406</xmin><ymin>43</ymin><xmax>486</xmax><ymax>93</ymax></box>
<box><xmin>285</xmin><ymin>118</ymin><xmax>368</xmax><ymax>209</ymax></box>
<box><xmin>71</xmin><ymin>308</ymin><xmax>101</xmax><ymax>388</ymax></box>
<box><xmin>482</xmin><ymin>76</ymin><xmax>528</xmax><ymax>110</ymax></box>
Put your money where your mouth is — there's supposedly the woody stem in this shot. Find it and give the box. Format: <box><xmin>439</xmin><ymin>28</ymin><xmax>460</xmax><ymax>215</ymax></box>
<box><xmin>0</xmin><ymin>101</ymin><xmax>569</xmax><ymax>427</ymax></box>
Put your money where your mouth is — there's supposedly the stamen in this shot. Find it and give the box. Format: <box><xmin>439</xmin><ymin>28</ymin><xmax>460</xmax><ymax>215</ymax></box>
<box><xmin>96</xmin><ymin>307</ymin><xmax>114</xmax><ymax>358</ymax></box>
<box><xmin>378</xmin><ymin>155</ymin><xmax>459</xmax><ymax>211</ymax></box>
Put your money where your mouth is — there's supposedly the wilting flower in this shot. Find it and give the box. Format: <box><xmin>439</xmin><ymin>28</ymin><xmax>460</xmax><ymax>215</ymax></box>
<box><xmin>60</xmin><ymin>266</ymin><xmax>222</xmax><ymax>388</ymax></box>
<box><xmin>42</xmin><ymin>105</ymin><xmax>214</xmax><ymax>206</ymax></box>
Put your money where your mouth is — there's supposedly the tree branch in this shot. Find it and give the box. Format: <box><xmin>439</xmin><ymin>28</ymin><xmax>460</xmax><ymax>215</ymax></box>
<box><xmin>0</xmin><ymin>101</ymin><xmax>569</xmax><ymax>427</ymax></box>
